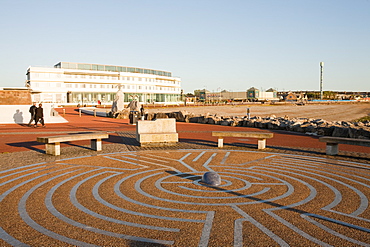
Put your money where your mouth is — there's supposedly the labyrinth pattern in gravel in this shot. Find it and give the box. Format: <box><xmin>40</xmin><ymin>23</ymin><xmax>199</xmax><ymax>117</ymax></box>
<box><xmin>0</xmin><ymin>150</ymin><xmax>369</xmax><ymax>246</ymax></box>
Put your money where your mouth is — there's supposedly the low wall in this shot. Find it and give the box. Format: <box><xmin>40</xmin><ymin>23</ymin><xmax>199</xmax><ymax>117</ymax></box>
<box><xmin>0</xmin><ymin>104</ymin><xmax>68</xmax><ymax>124</ymax></box>
<box><xmin>0</xmin><ymin>90</ymin><xmax>32</xmax><ymax>105</ymax></box>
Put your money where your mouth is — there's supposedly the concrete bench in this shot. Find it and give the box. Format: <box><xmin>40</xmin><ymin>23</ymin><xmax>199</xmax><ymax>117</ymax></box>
<box><xmin>212</xmin><ymin>131</ymin><xmax>274</xmax><ymax>149</ymax></box>
<box><xmin>37</xmin><ymin>132</ymin><xmax>109</xmax><ymax>155</ymax></box>
<box><xmin>136</xmin><ymin>118</ymin><xmax>178</xmax><ymax>147</ymax></box>
<box><xmin>319</xmin><ymin>136</ymin><xmax>370</xmax><ymax>155</ymax></box>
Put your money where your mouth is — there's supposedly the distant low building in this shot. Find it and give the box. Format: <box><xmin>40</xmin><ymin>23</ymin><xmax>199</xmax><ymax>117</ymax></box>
<box><xmin>283</xmin><ymin>91</ymin><xmax>308</xmax><ymax>102</ymax></box>
<box><xmin>247</xmin><ymin>87</ymin><xmax>279</xmax><ymax>102</ymax></box>
<box><xmin>219</xmin><ymin>91</ymin><xmax>247</xmax><ymax>101</ymax></box>
<box><xmin>285</xmin><ymin>92</ymin><xmax>297</xmax><ymax>101</ymax></box>
<box><xmin>193</xmin><ymin>87</ymin><xmax>279</xmax><ymax>102</ymax></box>
<box><xmin>194</xmin><ymin>89</ymin><xmax>370</xmax><ymax>103</ymax></box>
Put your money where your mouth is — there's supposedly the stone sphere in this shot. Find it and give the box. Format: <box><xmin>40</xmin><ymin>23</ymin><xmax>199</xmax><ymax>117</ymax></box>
<box><xmin>202</xmin><ymin>172</ymin><xmax>221</xmax><ymax>186</ymax></box>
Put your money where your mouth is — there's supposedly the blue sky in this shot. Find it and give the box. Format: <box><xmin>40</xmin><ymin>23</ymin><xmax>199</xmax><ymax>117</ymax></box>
<box><xmin>0</xmin><ymin>0</ymin><xmax>369</xmax><ymax>93</ymax></box>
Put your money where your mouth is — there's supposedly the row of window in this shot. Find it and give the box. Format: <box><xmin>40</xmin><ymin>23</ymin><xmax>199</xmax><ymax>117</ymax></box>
<box><xmin>31</xmin><ymin>82</ymin><xmax>180</xmax><ymax>92</ymax></box>
<box><xmin>30</xmin><ymin>73</ymin><xmax>180</xmax><ymax>84</ymax></box>
<box><xmin>68</xmin><ymin>93</ymin><xmax>180</xmax><ymax>104</ymax></box>
<box><xmin>33</xmin><ymin>92</ymin><xmax>181</xmax><ymax>104</ymax></box>
<box><xmin>55</xmin><ymin>62</ymin><xmax>172</xmax><ymax>77</ymax></box>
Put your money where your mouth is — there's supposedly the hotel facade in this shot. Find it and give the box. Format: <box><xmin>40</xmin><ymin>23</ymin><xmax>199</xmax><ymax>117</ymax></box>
<box><xmin>26</xmin><ymin>62</ymin><xmax>182</xmax><ymax>104</ymax></box>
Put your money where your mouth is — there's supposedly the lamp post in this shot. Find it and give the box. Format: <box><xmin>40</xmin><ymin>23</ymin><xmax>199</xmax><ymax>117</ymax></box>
<box><xmin>320</xmin><ymin>62</ymin><xmax>324</xmax><ymax>100</ymax></box>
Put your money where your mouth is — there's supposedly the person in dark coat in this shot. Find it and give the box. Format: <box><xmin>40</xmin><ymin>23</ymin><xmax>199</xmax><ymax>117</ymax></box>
<box><xmin>140</xmin><ymin>105</ymin><xmax>145</xmax><ymax>119</ymax></box>
<box><xmin>28</xmin><ymin>102</ymin><xmax>37</xmax><ymax>127</ymax></box>
<box><xmin>34</xmin><ymin>103</ymin><xmax>45</xmax><ymax>128</ymax></box>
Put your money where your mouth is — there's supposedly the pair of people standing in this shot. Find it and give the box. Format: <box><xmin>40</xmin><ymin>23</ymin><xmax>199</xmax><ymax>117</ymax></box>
<box><xmin>28</xmin><ymin>102</ymin><xmax>45</xmax><ymax>127</ymax></box>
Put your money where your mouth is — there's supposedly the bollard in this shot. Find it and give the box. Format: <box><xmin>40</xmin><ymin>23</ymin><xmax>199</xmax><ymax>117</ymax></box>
<box><xmin>94</xmin><ymin>109</ymin><xmax>96</xmax><ymax>117</ymax></box>
<box><xmin>79</xmin><ymin>109</ymin><xmax>81</xmax><ymax>117</ymax></box>
<box><xmin>63</xmin><ymin>109</ymin><xmax>65</xmax><ymax>117</ymax></box>
<box><xmin>129</xmin><ymin>111</ymin><xmax>139</xmax><ymax>125</ymax></box>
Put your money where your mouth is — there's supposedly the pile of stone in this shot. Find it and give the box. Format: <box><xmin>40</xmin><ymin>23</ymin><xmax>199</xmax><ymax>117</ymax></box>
<box><xmin>108</xmin><ymin>108</ymin><xmax>130</xmax><ymax>119</ymax></box>
<box><xmin>145</xmin><ymin>111</ymin><xmax>370</xmax><ymax>139</ymax></box>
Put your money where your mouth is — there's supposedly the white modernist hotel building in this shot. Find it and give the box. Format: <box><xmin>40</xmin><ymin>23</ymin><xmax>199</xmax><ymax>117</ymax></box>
<box><xmin>26</xmin><ymin>62</ymin><xmax>182</xmax><ymax>104</ymax></box>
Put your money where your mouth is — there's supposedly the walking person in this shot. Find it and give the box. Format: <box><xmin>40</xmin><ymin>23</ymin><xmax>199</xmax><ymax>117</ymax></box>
<box><xmin>140</xmin><ymin>105</ymin><xmax>145</xmax><ymax>120</ymax></box>
<box><xmin>34</xmin><ymin>103</ymin><xmax>45</xmax><ymax>128</ymax></box>
<box><xmin>28</xmin><ymin>102</ymin><xmax>37</xmax><ymax>127</ymax></box>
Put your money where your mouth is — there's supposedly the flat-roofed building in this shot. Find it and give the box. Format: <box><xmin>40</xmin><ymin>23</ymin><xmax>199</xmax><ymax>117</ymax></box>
<box><xmin>26</xmin><ymin>62</ymin><xmax>182</xmax><ymax>105</ymax></box>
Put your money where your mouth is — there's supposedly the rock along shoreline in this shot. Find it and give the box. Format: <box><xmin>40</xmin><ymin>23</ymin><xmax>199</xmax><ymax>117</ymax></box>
<box><xmin>144</xmin><ymin>110</ymin><xmax>370</xmax><ymax>139</ymax></box>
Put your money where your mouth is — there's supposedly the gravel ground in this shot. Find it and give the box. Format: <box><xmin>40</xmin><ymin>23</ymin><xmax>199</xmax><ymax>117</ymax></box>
<box><xmin>145</xmin><ymin>102</ymin><xmax>370</xmax><ymax>122</ymax></box>
<box><xmin>1</xmin><ymin>149</ymin><xmax>369</xmax><ymax>246</ymax></box>
<box><xmin>1</xmin><ymin>104</ymin><xmax>369</xmax><ymax>246</ymax></box>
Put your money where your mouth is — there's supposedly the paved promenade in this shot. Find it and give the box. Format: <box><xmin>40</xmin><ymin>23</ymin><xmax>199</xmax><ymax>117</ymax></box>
<box><xmin>0</xmin><ymin>108</ymin><xmax>369</xmax><ymax>246</ymax></box>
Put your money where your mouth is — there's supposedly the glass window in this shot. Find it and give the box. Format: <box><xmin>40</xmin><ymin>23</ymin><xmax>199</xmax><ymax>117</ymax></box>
<box><xmin>55</xmin><ymin>93</ymin><xmax>62</xmax><ymax>102</ymax></box>
<box><xmin>78</xmin><ymin>64</ymin><xmax>91</xmax><ymax>70</ymax></box>
<box><xmin>127</xmin><ymin>67</ymin><xmax>135</xmax><ymax>73</ymax></box>
<box><xmin>61</xmin><ymin>63</ymin><xmax>69</xmax><ymax>69</ymax></box>
<box><xmin>97</xmin><ymin>65</ymin><xmax>104</xmax><ymax>71</ymax></box>
<box><xmin>117</xmin><ymin>66</ymin><xmax>127</xmax><ymax>72</ymax></box>
<box><xmin>105</xmin><ymin>66</ymin><xmax>116</xmax><ymax>71</ymax></box>
<box><xmin>68</xmin><ymin>63</ymin><xmax>77</xmax><ymax>69</ymax></box>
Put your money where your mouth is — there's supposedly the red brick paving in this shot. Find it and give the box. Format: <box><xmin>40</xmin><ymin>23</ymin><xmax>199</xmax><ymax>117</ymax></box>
<box><xmin>0</xmin><ymin>107</ymin><xmax>369</xmax><ymax>156</ymax></box>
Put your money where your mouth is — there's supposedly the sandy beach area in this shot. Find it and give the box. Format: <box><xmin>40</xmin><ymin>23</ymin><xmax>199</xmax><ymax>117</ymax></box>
<box><xmin>146</xmin><ymin>102</ymin><xmax>370</xmax><ymax>122</ymax></box>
